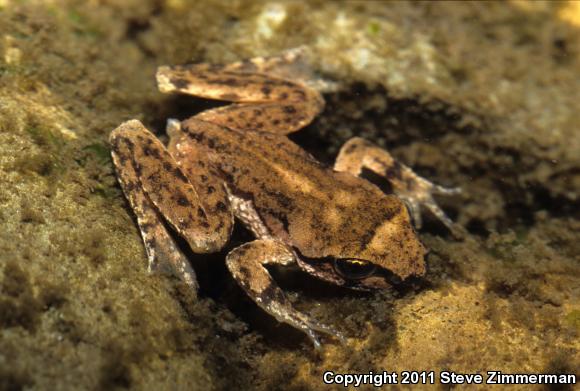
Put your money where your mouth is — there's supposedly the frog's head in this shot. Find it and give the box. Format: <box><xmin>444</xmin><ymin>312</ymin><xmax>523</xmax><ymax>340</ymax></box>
<box><xmin>294</xmin><ymin>195</ymin><xmax>427</xmax><ymax>290</ymax></box>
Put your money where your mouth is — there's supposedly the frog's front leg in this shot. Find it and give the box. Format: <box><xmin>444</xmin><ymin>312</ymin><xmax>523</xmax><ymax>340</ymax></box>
<box><xmin>226</xmin><ymin>239</ymin><xmax>345</xmax><ymax>349</ymax></box>
<box><xmin>110</xmin><ymin>120</ymin><xmax>233</xmax><ymax>289</ymax></box>
<box><xmin>335</xmin><ymin>137</ymin><xmax>461</xmax><ymax>234</ymax></box>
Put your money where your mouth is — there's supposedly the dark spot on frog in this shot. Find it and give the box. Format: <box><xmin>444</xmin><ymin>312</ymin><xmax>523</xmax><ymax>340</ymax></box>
<box><xmin>238</xmin><ymin>265</ymin><xmax>252</xmax><ymax>281</ymax></box>
<box><xmin>279</xmin><ymin>80</ymin><xmax>295</xmax><ymax>88</ymax></box>
<box><xmin>162</xmin><ymin>162</ymin><xmax>173</xmax><ymax>172</ymax></box>
<box><xmin>343</xmin><ymin>143</ymin><xmax>358</xmax><ymax>155</ymax></box>
<box><xmin>123</xmin><ymin>181</ymin><xmax>137</xmax><ymax>192</ymax></box>
<box><xmin>261</xmin><ymin>86</ymin><xmax>272</xmax><ymax>96</ymax></box>
<box><xmin>117</xmin><ymin>136</ymin><xmax>135</xmax><ymax>152</ymax></box>
<box><xmin>170</xmin><ymin>77</ymin><xmax>190</xmax><ymax>89</ymax></box>
<box><xmin>216</xmin><ymin>201</ymin><xmax>227</xmax><ymax>212</ymax></box>
<box><xmin>216</xmin><ymin>220</ymin><xmax>225</xmax><ymax>231</ymax></box>
<box><xmin>214</xmin><ymin>77</ymin><xmax>242</xmax><ymax>86</ymax></box>
<box><xmin>187</xmin><ymin>130</ymin><xmax>205</xmax><ymax>143</ymax></box>
<box><xmin>207</xmin><ymin>186</ymin><xmax>215</xmax><ymax>194</ymax></box>
<box><xmin>197</xmin><ymin>207</ymin><xmax>207</xmax><ymax>218</ymax></box>
<box><xmin>264</xmin><ymin>189</ymin><xmax>293</xmax><ymax>209</ymax></box>
<box><xmin>177</xmin><ymin>195</ymin><xmax>191</xmax><ymax>207</ymax></box>
<box><xmin>117</xmin><ymin>153</ymin><xmax>129</xmax><ymax>166</ymax></box>
<box><xmin>200</xmin><ymin>174</ymin><xmax>208</xmax><ymax>182</ymax></box>
<box><xmin>278</xmin><ymin>92</ymin><xmax>289</xmax><ymax>100</ymax></box>
<box><xmin>385</xmin><ymin>160</ymin><xmax>402</xmax><ymax>180</ymax></box>
<box><xmin>142</xmin><ymin>146</ymin><xmax>160</xmax><ymax>159</ymax></box>
<box><xmin>146</xmin><ymin>172</ymin><xmax>160</xmax><ymax>184</ymax></box>
<box><xmin>283</xmin><ymin>105</ymin><xmax>296</xmax><ymax>114</ymax></box>
<box><xmin>272</xmin><ymin>119</ymin><xmax>280</xmax><ymax>126</ymax></box>
<box><xmin>174</xmin><ymin>168</ymin><xmax>188</xmax><ymax>182</ymax></box>
<box><xmin>259</xmin><ymin>282</ymin><xmax>285</xmax><ymax>303</ymax></box>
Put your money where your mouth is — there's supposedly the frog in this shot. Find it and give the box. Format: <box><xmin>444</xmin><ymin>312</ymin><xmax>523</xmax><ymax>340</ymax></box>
<box><xmin>109</xmin><ymin>48</ymin><xmax>460</xmax><ymax>348</ymax></box>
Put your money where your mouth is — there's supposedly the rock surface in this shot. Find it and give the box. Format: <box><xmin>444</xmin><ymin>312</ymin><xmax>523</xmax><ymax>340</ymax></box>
<box><xmin>0</xmin><ymin>1</ymin><xmax>578</xmax><ymax>390</ymax></box>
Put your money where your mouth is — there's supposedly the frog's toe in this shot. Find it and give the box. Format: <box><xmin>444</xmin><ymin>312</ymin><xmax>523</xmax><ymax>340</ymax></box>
<box><xmin>423</xmin><ymin>197</ymin><xmax>455</xmax><ymax>231</ymax></box>
<box><xmin>421</xmin><ymin>195</ymin><xmax>466</xmax><ymax>238</ymax></box>
<box><xmin>305</xmin><ymin>320</ymin><xmax>346</xmax><ymax>347</ymax></box>
<box><xmin>398</xmin><ymin>174</ymin><xmax>461</xmax><ymax>233</ymax></box>
<box><xmin>403</xmin><ymin>198</ymin><xmax>423</xmax><ymax>229</ymax></box>
<box><xmin>433</xmin><ymin>184</ymin><xmax>462</xmax><ymax>196</ymax></box>
<box><xmin>305</xmin><ymin>329</ymin><xmax>323</xmax><ymax>351</ymax></box>
<box><xmin>401</xmin><ymin>183</ymin><xmax>463</xmax><ymax>236</ymax></box>
<box><xmin>165</xmin><ymin>118</ymin><xmax>181</xmax><ymax>138</ymax></box>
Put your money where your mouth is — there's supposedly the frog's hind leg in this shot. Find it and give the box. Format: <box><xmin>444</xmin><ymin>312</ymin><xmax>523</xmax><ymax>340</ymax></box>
<box><xmin>110</xmin><ymin>120</ymin><xmax>233</xmax><ymax>288</ymax></box>
<box><xmin>156</xmin><ymin>56</ymin><xmax>324</xmax><ymax>135</ymax></box>
<box><xmin>226</xmin><ymin>239</ymin><xmax>345</xmax><ymax>349</ymax></box>
<box><xmin>222</xmin><ymin>47</ymin><xmax>339</xmax><ymax>93</ymax></box>
<box><xmin>335</xmin><ymin>137</ymin><xmax>462</xmax><ymax>235</ymax></box>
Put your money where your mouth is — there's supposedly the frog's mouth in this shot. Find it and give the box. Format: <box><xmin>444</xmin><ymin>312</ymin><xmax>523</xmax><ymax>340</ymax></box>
<box><xmin>294</xmin><ymin>251</ymin><xmax>401</xmax><ymax>290</ymax></box>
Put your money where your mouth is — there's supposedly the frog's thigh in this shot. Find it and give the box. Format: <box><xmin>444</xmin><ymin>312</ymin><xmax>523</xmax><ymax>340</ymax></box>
<box><xmin>110</xmin><ymin>128</ymin><xmax>198</xmax><ymax>289</ymax></box>
<box><xmin>226</xmin><ymin>240</ymin><xmax>344</xmax><ymax>349</ymax></box>
<box><xmin>110</xmin><ymin>120</ymin><xmax>233</xmax><ymax>254</ymax></box>
<box><xmin>195</xmin><ymin>101</ymin><xmax>320</xmax><ymax>135</ymax></box>
<box><xmin>157</xmin><ymin>65</ymin><xmax>323</xmax><ymax>135</ymax></box>
<box><xmin>335</xmin><ymin>137</ymin><xmax>461</xmax><ymax>232</ymax></box>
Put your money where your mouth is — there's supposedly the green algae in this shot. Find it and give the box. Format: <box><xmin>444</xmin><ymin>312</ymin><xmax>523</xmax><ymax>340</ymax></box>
<box><xmin>0</xmin><ymin>1</ymin><xmax>578</xmax><ymax>390</ymax></box>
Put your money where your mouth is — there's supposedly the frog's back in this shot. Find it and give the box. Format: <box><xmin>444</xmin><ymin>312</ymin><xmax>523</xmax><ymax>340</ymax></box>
<box><xmin>178</xmin><ymin>118</ymin><xmax>404</xmax><ymax>258</ymax></box>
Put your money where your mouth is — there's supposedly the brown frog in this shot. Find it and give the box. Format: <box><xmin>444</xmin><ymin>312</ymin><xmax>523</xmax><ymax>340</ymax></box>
<box><xmin>109</xmin><ymin>48</ymin><xmax>460</xmax><ymax>348</ymax></box>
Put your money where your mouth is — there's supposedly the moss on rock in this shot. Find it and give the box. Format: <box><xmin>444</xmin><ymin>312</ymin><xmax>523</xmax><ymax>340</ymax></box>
<box><xmin>0</xmin><ymin>1</ymin><xmax>578</xmax><ymax>390</ymax></box>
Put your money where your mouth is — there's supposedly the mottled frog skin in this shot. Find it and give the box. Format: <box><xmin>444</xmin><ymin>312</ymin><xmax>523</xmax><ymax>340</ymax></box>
<box><xmin>109</xmin><ymin>48</ymin><xmax>460</xmax><ymax>348</ymax></box>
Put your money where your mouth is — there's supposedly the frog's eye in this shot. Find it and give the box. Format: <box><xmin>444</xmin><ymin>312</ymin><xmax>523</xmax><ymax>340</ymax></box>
<box><xmin>333</xmin><ymin>258</ymin><xmax>376</xmax><ymax>280</ymax></box>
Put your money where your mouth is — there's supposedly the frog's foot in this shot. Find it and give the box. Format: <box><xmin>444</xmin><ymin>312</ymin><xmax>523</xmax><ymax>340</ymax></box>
<box><xmin>395</xmin><ymin>175</ymin><xmax>462</xmax><ymax>234</ymax></box>
<box><xmin>335</xmin><ymin>137</ymin><xmax>462</xmax><ymax>235</ymax></box>
<box><xmin>226</xmin><ymin>239</ymin><xmax>345</xmax><ymax>349</ymax></box>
